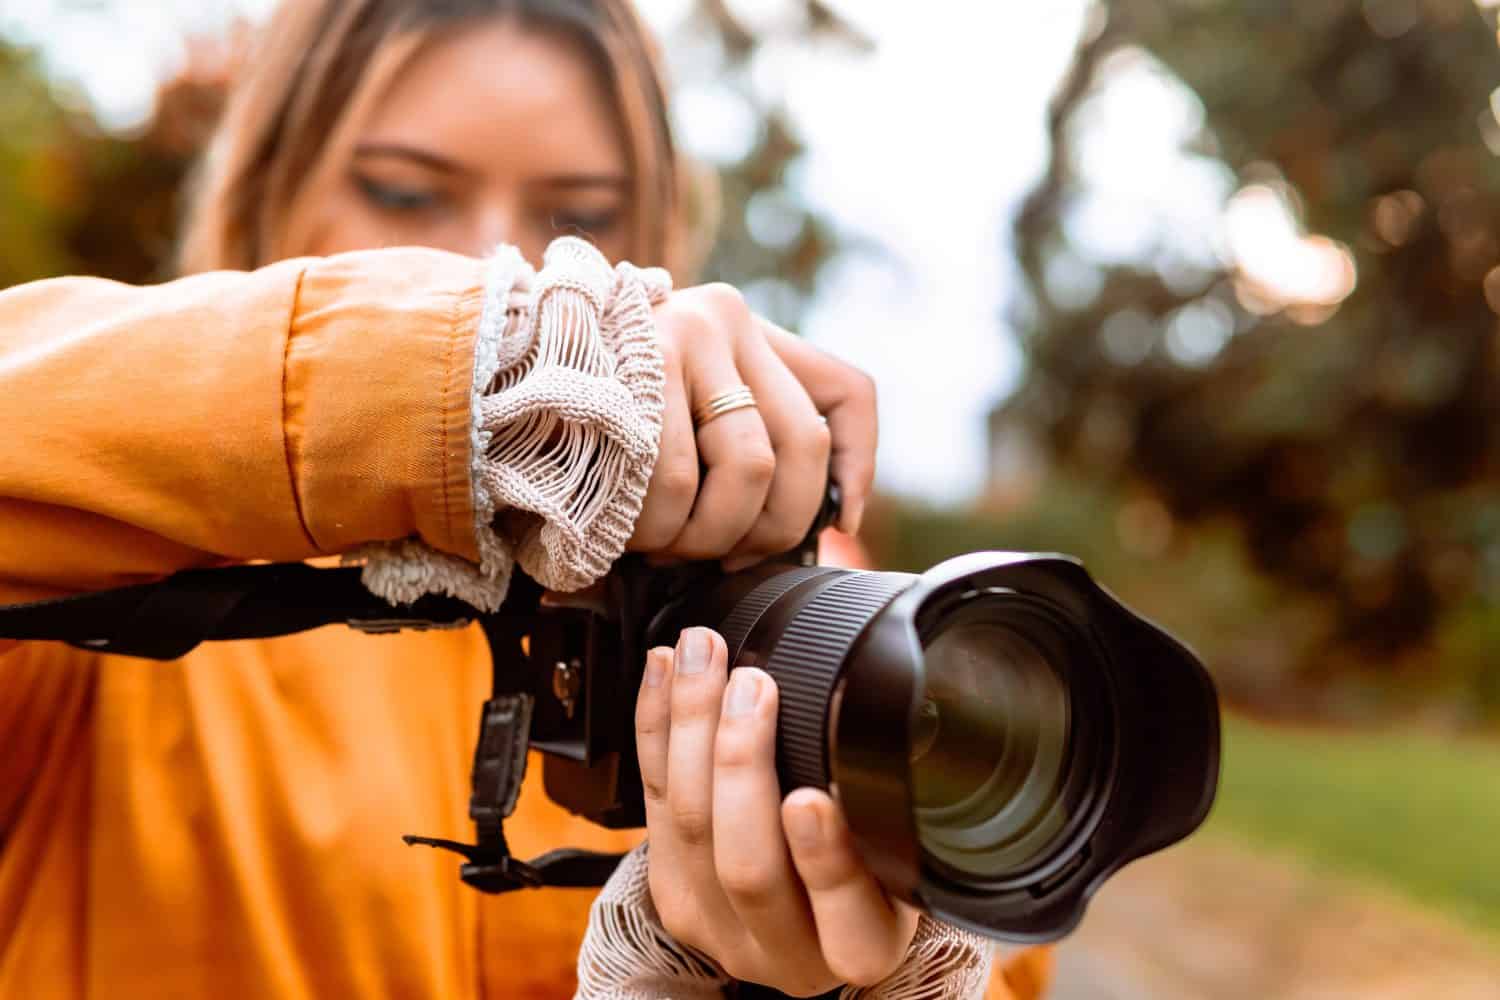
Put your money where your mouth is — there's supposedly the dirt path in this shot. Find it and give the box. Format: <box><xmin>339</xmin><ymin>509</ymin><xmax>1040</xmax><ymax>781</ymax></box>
<box><xmin>1045</xmin><ymin>834</ymin><xmax>1500</xmax><ymax>999</ymax></box>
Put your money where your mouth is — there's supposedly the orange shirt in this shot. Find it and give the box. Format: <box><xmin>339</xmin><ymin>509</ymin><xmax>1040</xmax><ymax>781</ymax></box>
<box><xmin>0</xmin><ymin>250</ymin><xmax>1046</xmax><ymax>998</ymax></box>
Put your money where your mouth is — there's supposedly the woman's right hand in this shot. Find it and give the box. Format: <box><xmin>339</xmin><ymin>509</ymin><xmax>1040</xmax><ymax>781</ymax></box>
<box><xmin>628</xmin><ymin>283</ymin><xmax>877</xmax><ymax>570</ymax></box>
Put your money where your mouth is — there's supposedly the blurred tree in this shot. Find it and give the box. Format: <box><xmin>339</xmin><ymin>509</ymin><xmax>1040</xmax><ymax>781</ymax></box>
<box><xmin>671</xmin><ymin>0</ymin><xmax>869</xmax><ymax>328</ymax></box>
<box><xmin>997</xmin><ymin>0</ymin><xmax>1500</xmax><ymax>711</ymax></box>
<box><xmin>0</xmin><ymin>34</ymin><xmax>232</xmax><ymax>288</ymax></box>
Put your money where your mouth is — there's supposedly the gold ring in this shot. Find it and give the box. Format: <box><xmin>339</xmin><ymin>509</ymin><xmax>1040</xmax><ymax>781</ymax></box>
<box><xmin>692</xmin><ymin>385</ymin><xmax>757</xmax><ymax>429</ymax></box>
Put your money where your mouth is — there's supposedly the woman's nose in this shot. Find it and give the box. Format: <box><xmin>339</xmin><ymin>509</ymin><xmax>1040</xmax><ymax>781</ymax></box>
<box><xmin>464</xmin><ymin>202</ymin><xmax>524</xmax><ymax>260</ymax></box>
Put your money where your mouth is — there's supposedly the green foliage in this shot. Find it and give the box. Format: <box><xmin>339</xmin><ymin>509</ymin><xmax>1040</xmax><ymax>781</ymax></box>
<box><xmin>999</xmin><ymin>0</ymin><xmax>1500</xmax><ymax>709</ymax></box>
<box><xmin>0</xmin><ymin>38</ymin><xmax>198</xmax><ymax>289</ymax></box>
<box><xmin>1208</xmin><ymin>715</ymin><xmax>1500</xmax><ymax>933</ymax></box>
<box><xmin>0</xmin><ymin>42</ymin><xmax>81</xmax><ymax>283</ymax></box>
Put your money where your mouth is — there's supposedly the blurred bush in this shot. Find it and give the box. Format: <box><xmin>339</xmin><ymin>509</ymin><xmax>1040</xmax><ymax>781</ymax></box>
<box><xmin>0</xmin><ymin>35</ymin><xmax>231</xmax><ymax>287</ymax></box>
<box><xmin>983</xmin><ymin>0</ymin><xmax>1500</xmax><ymax>724</ymax></box>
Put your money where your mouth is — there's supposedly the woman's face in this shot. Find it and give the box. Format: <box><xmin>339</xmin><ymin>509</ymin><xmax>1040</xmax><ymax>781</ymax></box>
<box><xmin>299</xmin><ymin>18</ymin><xmax>633</xmax><ymax>265</ymax></box>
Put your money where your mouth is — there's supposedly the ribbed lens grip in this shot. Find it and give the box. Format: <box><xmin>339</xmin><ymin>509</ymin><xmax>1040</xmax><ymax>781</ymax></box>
<box><xmin>718</xmin><ymin>566</ymin><xmax>841</xmax><ymax>658</ymax></box>
<box><xmin>762</xmin><ymin>572</ymin><xmax>913</xmax><ymax>791</ymax></box>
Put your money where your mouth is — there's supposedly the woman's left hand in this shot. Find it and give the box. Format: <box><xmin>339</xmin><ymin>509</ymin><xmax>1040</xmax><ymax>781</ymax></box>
<box><xmin>635</xmin><ymin>626</ymin><xmax>921</xmax><ymax>996</ymax></box>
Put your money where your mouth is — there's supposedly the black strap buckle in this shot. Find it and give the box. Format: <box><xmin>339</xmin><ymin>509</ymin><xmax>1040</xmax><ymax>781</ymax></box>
<box><xmin>401</xmin><ymin>834</ymin><xmax>545</xmax><ymax>891</ymax></box>
<box><xmin>403</xmin><ymin>684</ymin><xmax>625</xmax><ymax>894</ymax></box>
<box><xmin>461</xmin><ymin>855</ymin><xmax>545</xmax><ymax>892</ymax></box>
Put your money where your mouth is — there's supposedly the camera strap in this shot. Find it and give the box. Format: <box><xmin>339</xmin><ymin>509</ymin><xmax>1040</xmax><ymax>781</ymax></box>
<box><xmin>403</xmin><ymin>644</ymin><xmax>627</xmax><ymax>894</ymax></box>
<box><xmin>0</xmin><ymin>563</ymin><xmax>625</xmax><ymax>893</ymax></box>
<box><xmin>0</xmin><ymin>562</ymin><xmax>477</xmax><ymax>656</ymax></box>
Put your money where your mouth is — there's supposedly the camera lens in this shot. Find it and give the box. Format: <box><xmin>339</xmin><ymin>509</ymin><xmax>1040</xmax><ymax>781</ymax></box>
<box><xmin>912</xmin><ymin>601</ymin><xmax>1075</xmax><ymax>880</ymax></box>
<box><xmin>675</xmin><ymin>552</ymin><xmax>1216</xmax><ymax>940</ymax></box>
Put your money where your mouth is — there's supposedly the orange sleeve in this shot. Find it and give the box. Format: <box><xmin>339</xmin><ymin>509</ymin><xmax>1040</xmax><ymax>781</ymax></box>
<box><xmin>0</xmin><ymin>248</ymin><xmax>487</xmax><ymax>832</ymax></box>
<box><xmin>0</xmin><ymin>247</ymin><xmax>487</xmax><ymax>614</ymax></box>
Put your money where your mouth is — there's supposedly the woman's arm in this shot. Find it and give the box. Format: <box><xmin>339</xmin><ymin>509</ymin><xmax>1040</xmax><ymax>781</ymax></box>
<box><xmin>0</xmin><ymin>248</ymin><xmax>491</xmax><ymax>606</ymax></box>
<box><xmin>0</xmin><ymin>237</ymin><xmax>874</xmax><ymax>615</ymax></box>
<box><xmin>0</xmin><ymin>247</ymin><xmax>494</xmax><ymax>842</ymax></box>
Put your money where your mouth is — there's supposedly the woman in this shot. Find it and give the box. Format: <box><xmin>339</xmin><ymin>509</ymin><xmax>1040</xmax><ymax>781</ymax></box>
<box><xmin>0</xmin><ymin>1</ymin><xmax>1045</xmax><ymax>996</ymax></box>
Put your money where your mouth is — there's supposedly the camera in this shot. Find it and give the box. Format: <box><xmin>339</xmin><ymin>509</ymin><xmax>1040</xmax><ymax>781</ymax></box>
<box><xmin>0</xmin><ymin>492</ymin><xmax>1220</xmax><ymax>944</ymax></box>
<box><xmin>472</xmin><ymin>499</ymin><xmax>1220</xmax><ymax>943</ymax></box>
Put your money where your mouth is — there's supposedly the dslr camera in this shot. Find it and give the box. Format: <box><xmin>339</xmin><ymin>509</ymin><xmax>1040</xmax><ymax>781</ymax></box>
<box><xmin>0</xmin><ymin>488</ymin><xmax>1220</xmax><ymax>944</ymax></box>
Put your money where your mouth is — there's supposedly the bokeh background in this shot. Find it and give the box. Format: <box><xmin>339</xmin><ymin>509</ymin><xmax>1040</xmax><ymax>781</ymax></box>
<box><xmin>2</xmin><ymin>0</ymin><xmax>1497</xmax><ymax>995</ymax></box>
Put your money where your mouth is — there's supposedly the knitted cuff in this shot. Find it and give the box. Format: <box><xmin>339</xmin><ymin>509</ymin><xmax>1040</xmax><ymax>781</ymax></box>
<box><xmin>575</xmin><ymin>843</ymin><xmax>996</xmax><ymax>1000</ymax></box>
<box><xmin>575</xmin><ymin>842</ymin><xmax>728</xmax><ymax>1000</ymax></box>
<box><xmin>842</xmin><ymin>915</ymin><xmax>994</xmax><ymax>1000</ymax></box>
<box><xmin>351</xmin><ymin>237</ymin><xmax>671</xmax><ymax>610</ymax></box>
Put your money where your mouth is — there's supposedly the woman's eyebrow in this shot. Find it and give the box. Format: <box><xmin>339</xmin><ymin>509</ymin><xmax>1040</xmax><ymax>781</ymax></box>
<box><xmin>352</xmin><ymin>142</ymin><xmax>474</xmax><ymax>176</ymax></box>
<box><xmin>533</xmin><ymin>173</ymin><xmax>632</xmax><ymax>191</ymax></box>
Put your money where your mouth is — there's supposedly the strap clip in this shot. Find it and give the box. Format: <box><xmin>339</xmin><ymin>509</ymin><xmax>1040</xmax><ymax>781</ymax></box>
<box><xmin>348</xmin><ymin>616</ymin><xmax>472</xmax><ymax>635</ymax></box>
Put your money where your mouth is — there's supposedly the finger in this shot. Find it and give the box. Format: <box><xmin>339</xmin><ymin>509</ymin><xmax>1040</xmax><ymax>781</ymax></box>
<box><xmin>639</xmin><ymin>638</ymin><xmax>738</xmax><ymax>953</ymax></box>
<box><xmin>782</xmin><ymin>788</ymin><xmax>920</xmax><ymax>987</ymax></box>
<box><xmin>762</xmin><ymin>325</ymin><xmax>877</xmax><ymax>536</ymax></box>
<box><xmin>635</xmin><ymin>646</ymin><xmax>674</xmax><ymax>823</ymax></box>
<box><xmin>668</xmin><ymin>341</ymin><xmax>775</xmax><ymax>560</ymax></box>
<box><xmin>629</xmin><ymin>345</ymin><xmax>698</xmax><ymax>551</ymax></box>
<box><xmin>712</xmin><ymin>669</ymin><xmax>828</xmax><ymax>976</ymax></box>
<box><xmin>664</xmin><ymin>628</ymin><xmax>741</xmax><ymax>925</ymax></box>
<box><xmin>723</xmin><ymin>330</ymin><xmax>830</xmax><ymax>569</ymax></box>
<box><xmin>637</xmin><ymin>643</ymin><xmax>716</xmax><ymax>947</ymax></box>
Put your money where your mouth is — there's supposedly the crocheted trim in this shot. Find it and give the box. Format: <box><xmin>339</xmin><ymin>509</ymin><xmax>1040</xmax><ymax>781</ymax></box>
<box><xmin>349</xmin><ymin>247</ymin><xmax>529</xmax><ymax>610</ymax></box>
<box><xmin>495</xmin><ymin>239</ymin><xmax>671</xmax><ymax>591</ymax></box>
<box><xmin>842</xmin><ymin>916</ymin><xmax>995</xmax><ymax>1000</ymax></box>
<box><xmin>575</xmin><ymin>842</ymin><xmax>727</xmax><ymax>1000</ymax></box>
<box><xmin>575</xmin><ymin>843</ymin><xmax>996</xmax><ymax>1000</ymax></box>
<box><xmin>352</xmin><ymin>237</ymin><xmax>670</xmax><ymax>610</ymax></box>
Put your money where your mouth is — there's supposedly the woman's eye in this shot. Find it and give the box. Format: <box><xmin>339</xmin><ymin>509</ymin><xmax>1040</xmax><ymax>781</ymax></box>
<box><xmin>354</xmin><ymin>175</ymin><xmax>441</xmax><ymax>212</ymax></box>
<box><xmin>550</xmin><ymin>210</ymin><xmax>620</xmax><ymax>236</ymax></box>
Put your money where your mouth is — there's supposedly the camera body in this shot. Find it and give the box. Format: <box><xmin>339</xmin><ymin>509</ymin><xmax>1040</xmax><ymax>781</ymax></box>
<box><xmin>478</xmin><ymin>532</ymin><xmax>825</xmax><ymax>831</ymax></box>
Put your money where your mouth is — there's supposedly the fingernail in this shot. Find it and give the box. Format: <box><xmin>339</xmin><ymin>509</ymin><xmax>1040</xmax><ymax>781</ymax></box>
<box><xmin>725</xmin><ymin>670</ymin><xmax>760</xmax><ymax>717</ymax></box>
<box><xmin>677</xmin><ymin>628</ymin><xmax>712</xmax><ymax>675</ymax></box>
<box><xmin>644</xmin><ymin>647</ymin><xmax>670</xmax><ymax>688</ymax></box>
<box><xmin>785</xmin><ymin>801</ymin><xmax>822</xmax><ymax>848</ymax></box>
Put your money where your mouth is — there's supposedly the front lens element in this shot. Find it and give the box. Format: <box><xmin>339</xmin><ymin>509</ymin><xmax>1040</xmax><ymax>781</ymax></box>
<box><xmin>912</xmin><ymin>604</ymin><xmax>1075</xmax><ymax>880</ymax></box>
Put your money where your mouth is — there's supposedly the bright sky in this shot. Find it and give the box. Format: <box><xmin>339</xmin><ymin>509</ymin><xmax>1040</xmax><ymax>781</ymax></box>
<box><xmin>0</xmin><ymin>0</ymin><xmax>1242</xmax><ymax>504</ymax></box>
<box><xmin>762</xmin><ymin>1</ymin><xmax>1090</xmax><ymax>502</ymax></box>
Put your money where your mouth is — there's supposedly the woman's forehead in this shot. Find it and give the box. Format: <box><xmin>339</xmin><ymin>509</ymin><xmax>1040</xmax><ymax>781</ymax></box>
<box><xmin>358</xmin><ymin>18</ymin><xmax>630</xmax><ymax>181</ymax></box>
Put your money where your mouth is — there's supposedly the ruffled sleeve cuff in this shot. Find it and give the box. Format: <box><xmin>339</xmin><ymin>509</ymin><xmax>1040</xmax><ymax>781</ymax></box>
<box><xmin>350</xmin><ymin>236</ymin><xmax>671</xmax><ymax>610</ymax></box>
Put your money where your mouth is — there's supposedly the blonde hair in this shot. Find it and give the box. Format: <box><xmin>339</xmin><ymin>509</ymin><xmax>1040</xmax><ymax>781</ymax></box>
<box><xmin>178</xmin><ymin>0</ymin><xmax>704</xmax><ymax>274</ymax></box>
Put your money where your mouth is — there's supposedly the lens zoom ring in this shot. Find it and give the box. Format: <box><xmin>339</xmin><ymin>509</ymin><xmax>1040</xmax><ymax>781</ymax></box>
<box><xmin>765</xmin><ymin>572</ymin><xmax>912</xmax><ymax>790</ymax></box>
<box><xmin>719</xmin><ymin>566</ymin><xmax>840</xmax><ymax>659</ymax></box>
